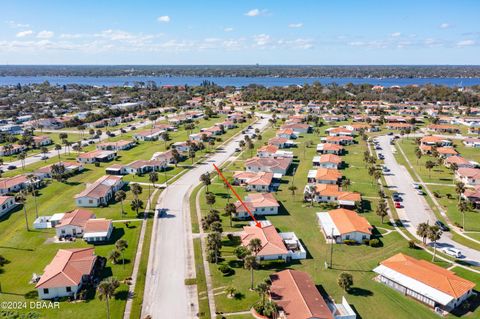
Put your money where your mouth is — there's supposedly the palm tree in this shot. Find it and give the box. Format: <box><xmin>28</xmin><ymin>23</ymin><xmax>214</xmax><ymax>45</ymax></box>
<box><xmin>115</xmin><ymin>239</ymin><xmax>128</xmax><ymax>269</ymax></box>
<box><xmin>225</xmin><ymin>203</ymin><xmax>236</xmax><ymax>227</ymax></box>
<box><xmin>200</xmin><ymin>172</ymin><xmax>211</xmax><ymax>192</ymax></box>
<box><xmin>224</xmin><ymin>286</ymin><xmax>236</xmax><ymax>299</ymax></box>
<box><xmin>97</xmin><ymin>277</ymin><xmax>120</xmax><ymax>319</ymax></box>
<box><xmin>341</xmin><ymin>178</ymin><xmax>351</xmax><ymax>191</ymax></box>
<box><xmin>27</xmin><ymin>174</ymin><xmax>39</xmax><ymax>219</ymax></box>
<box><xmin>455</xmin><ymin>182</ymin><xmax>465</xmax><ymax>204</ymax></box>
<box><xmin>376</xmin><ymin>199</ymin><xmax>388</xmax><ymax>223</ymax></box>
<box><xmin>205</xmin><ymin>192</ymin><xmax>216</xmax><ymax>208</ymax></box>
<box><xmin>41</xmin><ymin>147</ymin><xmax>49</xmax><ymax>161</ymax></box>
<box><xmin>427</xmin><ymin>225</ymin><xmax>443</xmax><ymax>262</ymax></box>
<box><xmin>425</xmin><ymin>160</ymin><xmax>435</xmax><ymax>179</ymax></box>
<box><xmin>248</xmin><ymin>238</ymin><xmax>262</xmax><ymax>256</ymax></box>
<box><xmin>54</xmin><ymin>144</ymin><xmax>62</xmax><ymax>162</ymax></box>
<box><xmin>15</xmin><ymin>190</ymin><xmax>29</xmax><ymax>231</ymax></box>
<box><xmin>18</xmin><ymin>152</ymin><xmax>26</xmax><ymax>170</ymax></box>
<box><xmin>288</xmin><ymin>183</ymin><xmax>297</xmax><ymax>199</ymax></box>
<box><xmin>188</xmin><ymin>148</ymin><xmax>195</xmax><ymax>164</ymax></box>
<box><xmin>415</xmin><ymin>148</ymin><xmax>422</xmax><ymax>165</ymax></box>
<box><xmin>255</xmin><ymin>282</ymin><xmax>270</xmax><ymax>306</ymax></box>
<box><xmin>115</xmin><ymin>190</ymin><xmax>127</xmax><ymax>216</ymax></box>
<box><xmin>148</xmin><ymin>171</ymin><xmax>158</xmax><ymax>206</ymax></box>
<box><xmin>458</xmin><ymin>200</ymin><xmax>469</xmax><ymax>230</ymax></box>
<box><xmin>130</xmin><ymin>183</ymin><xmax>142</xmax><ymax>200</ymax></box>
<box><xmin>131</xmin><ymin>199</ymin><xmax>144</xmax><ymax>217</ymax></box>
<box><xmin>416</xmin><ymin>222</ymin><xmax>429</xmax><ymax>244</ymax></box>
<box><xmin>244</xmin><ymin>255</ymin><xmax>257</xmax><ymax>290</ymax></box>
<box><xmin>108</xmin><ymin>250</ymin><xmax>121</xmax><ymax>264</ymax></box>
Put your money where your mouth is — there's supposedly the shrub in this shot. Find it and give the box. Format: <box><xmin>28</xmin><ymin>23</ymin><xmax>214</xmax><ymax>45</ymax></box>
<box><xmin>408</xmin><ymin>240</ymin><xmax>416</xmax><ymax>249</ymax></box>
<box><xmin>369</xmin><ymin>239</ymin><xmax>381</xmax><ymax>247</ymax></box>
<box><xmin>454</xmin><ymin>222</ymin><xmax>463</xmax><ymax>229</ymax></box>
<box><xmin>343</xmin><ymin>239</ymin><xmax>356</xmax><ymax>245</ymax></box>
<box><xmin>227</xmin><ymin>233</ymin><xmax>235</xmax><ymax>242</ymax></box>
<box><xmin>433</xmin><ymin>191</ymin><xmax>441</xmax><ymax>198</ymax></box>
<box><xmin>218</xmin><ymin>264</ymin><xmax>232</xmax><ymax>276</ymax></box>
<box><xmin>446</xmin><ymin>193</ymin><xmax>452</xmax><ymax>199</ymax></box>
<box><xmin>362</xmin><ymin>238</ymin><xmax>370</xmax><ymax>245</ymax></box>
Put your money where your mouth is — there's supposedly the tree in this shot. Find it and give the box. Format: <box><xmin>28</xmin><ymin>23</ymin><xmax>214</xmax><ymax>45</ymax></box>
<box><xmin>115</xmin><ymin>239</ymin><xmax>128</xmax><ymax>269</ymax></box>
<box><xmin>288</xmin><ymin>183</ymin><xmax>297</xmax><ymax>199</ymax></box>
<box><xmin>131</xmin><ymin>199</ymin><xmax>144</xmax><ymax>217</ymax></box>
<box><xmin>130</xmin><ymin>183</ymin><xmax>142</xmax><ymax>200</ymax></box>
<box><xmin>248</xmin><ymin>238</ymin><xmax>262</xmax><ymax>256</ymax></box>
<box><xmin>455</xmin><ymin>182</ymin><xmax>465</xmax><ymax>204</ymax></box>
<box><xmin>255</xmin><ymin>282</ymin><xmax>270</xmax><ymax>306</ymax></box>
<box><xmin>337</xmin><ymin>272</ymin><xmax>353</xmax><ymax>292</ymax></box>
<box><xmin>376</xmin><ymin>199</ymin><xmax>388</xmax><ymax>223</ymax></box>
<box><xmin>205</xmin><ymin>192</ymin><xmax>216</xmax><ymax>208</ymax></box>
<box><xmin>341</xmin><ymin>178</ymin><xmax>351</xmax><ymax>191</ymax></box>
<box><xmin>210</xmin><ymin>221</ymin><xmax>223</xmax><ymax>233</ymax></box>
<box><xmin>225</xmin><ymin>286</ymin><xmax>236</xmax><ymax>298</ymax></box>
<box><xmin>41</xmin><ymin>147</ymin><xmax>49</xmax><ymax>161</ymax></box>
<box><xmin>425</xmin><ymin>160</ymin><xmax>436</xmax><ymax>178</ymax></box>
<box><xmin>15</xmin><ymin>190</ymin><xmax>29</xmax><ymax>231</ymax></box>
<box><xmin>18</xmin><ymin>152</ymin><xmax>26</xmax><ymax>170</ymax></box>
<box><xmin>27</xmin><ymin>174</ymin><xmax>39</xmax><ymax>219</ymax></box>
<box><xmin>458</xmin><ymin>200</ymin><xmax>469</xmax><ymax>230</ymax></box>
<box><xmin>234</xmin><ymin>245</ymin><xmax>250</xmax><ymax>261</ymax></box>
<box><xmin>148</xmin><ymin>171</ymin><xmax>158</xmax><ymax>204</ymax></box>
<box><xmin>206</xmin><ymin>232</ymin><xmax>222</xmax><ymax>264</ymax></box>
<box><xmin>415</xmin><ymin>148</ymin><xmax>422</xmax><ymax>165</ymax></box>
<box><xmin>188</xmin><ymin>148</ymin><xmax>196</xmax><ymax>164</ymax></box>
<box><xmin>115</xmin><ymin>190</ymin><xmax>127</xmax><ymax>216</ymax></box>
<box><xmin>427</xmin><ymin>225</ymin><xmax>443</xmax><ymax>262</ymax></box>
<box><xmin>416</xmin><ymin>222</ymin><xmax>429</xmax><ymax>245</ymax></box>
<box><xmin>225</xmin><ymin>202</ymin><xmax>236</xmax><ymax>227</ymax></box>
<box><xmin>54</xmin><ymin>144</ymin><xmax>62</xmax><ymax>162</ymax></box>
<box><xmin>108</xmin><ymin>249</ymin><xmax>121</xmax><ymax>264</ymax></box>
<box><xmin>244</xmin><ymin>255</ymin><xmax>257</xmax><ymax>290</ymax></box>
<box><xmin>97</xmin><ymin>277</ymin><xmax>120</xmax><ymax>319</ymax></box>
<box><xmin>200</xmin><ymin>172</ymin><xmax>211</xmax><ymax>192</ymax></box>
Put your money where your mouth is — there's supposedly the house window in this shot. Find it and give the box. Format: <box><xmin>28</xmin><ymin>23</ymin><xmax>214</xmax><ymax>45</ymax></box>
<box><xmin>89</xmin><ymin>200</ymin><xmax>93</xmax><ymax>204</ymax></box>
<box><xmin>43</xmin><ymin>288</ymin><xmax>49</xmax><ymax>294</ymax></box>
<box><xmin>66</xmin><ymin>287</ymin><xmax>71</xmax><ymax>292</ymax></box>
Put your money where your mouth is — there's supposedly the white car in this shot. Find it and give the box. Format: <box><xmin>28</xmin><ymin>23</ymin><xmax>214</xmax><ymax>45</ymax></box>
<box><xmin>440</xmin><ymin>247</ymin><xmax>462</xmax><ymax>258</ymax></box>
<box><xmin>412</xmin><ymin>183</ymin><xmax>420</xmax><ymax>189</ymax></box>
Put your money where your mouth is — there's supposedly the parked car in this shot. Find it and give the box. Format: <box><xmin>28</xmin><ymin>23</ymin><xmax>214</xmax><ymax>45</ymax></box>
<box><xmin>440</xmin><ymin>247</ymin><xmax>462</xmax><ymax>258</ymax></box>
<box><xmin>435</xmin><ymin>220</ymin><xmax>449</xmax><ymax>232</ymax></box>
<box><xmin>7</xmin><ymin>165</ymin><xmax>17</xmax><ymax>170</ymax></box>
<box><xmin>416</xmin><ymin>189</ymin><xmax>424</xmax><ymax>195</ymax></box>
<box><xmin>395</xmin><ymin>202</ymin><xmax>402</xmax><ymax>208</ymax></box>
<box><xmin>41</xmin><ymin>155</ymin><xmax>49</xmax><ymax>160</ymax></box>
<box><xmin>412</xmin><ymin>183</ymin><xmax>421</xmax><ymax>189</ymax></box>
<box><xmin>387</xmin><ymin>132</ymin><xmax>394</xmax><ymax>136</ymax></box>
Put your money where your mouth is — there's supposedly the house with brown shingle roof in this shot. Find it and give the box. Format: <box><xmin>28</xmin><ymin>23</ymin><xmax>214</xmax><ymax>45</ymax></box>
<box><xmin>36</xmin><ymin>248</ymin><xmax>98</xmax><ymax>300</ymax></box>
<box><xmin>373</xmin><ymin>253</ymin><xmax>475</xmax><ymax>311</ymax></box>
<box><xmin>444</xmin><ymin>156</ymin><xmax>474</xmax><ymax>169</ymax></box>
<box><xmin>316</xmin><ymin>209</ymin><xmax>372</xmax><ymax>243</ymax></box>
<box><xmin>427</xmin><ymin>124</ymin><xmax>461</xmax><ymax>134</ymax></box>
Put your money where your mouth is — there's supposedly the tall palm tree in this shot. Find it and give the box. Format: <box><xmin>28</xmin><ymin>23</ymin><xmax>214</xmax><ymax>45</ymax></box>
<box><xmin>244</xmin><ymin>255</ymin><xmax>257</xmax><ymax>290</ymax></box>
<box><xmin>18</xmin><ymin>152</ymin><xmax>26</xmax><ymax>170</ymax></box>
<box><xmin>455</xmin><ymin>182</ymin><xmax>465</xmax><ymax>204</ymax></box>
<box><xmin>225</xmin><ymin>203</ymin><xmax>236</xmax><ymax>227</ymax></box>
<box><xmin>148</xmin><ymin>171</ymin><xmax>158</xmax><ymax>206</ymax></box>
<box><xmin>248</xmin><ymin>238</ymin><xmax>262</xmax><ymax>256</ymax></box>
<box><xmin>458</xmin><ymin>200</ymin><xmax>468</xmax><ymax>230</ymax></box>
<box><xmin>97</xmin><ymin>277</ymin><xmax>120</xmax><ymax>319</ymax></box>
<box><xmin>115</xmin><ymin>239</ymin><xmax>128</xmax><ymax>269</ymax></box>
<box><xmin>130</xmin><ymin>183</ymin><xmax>142</xmax><ymax>200</ymax></box>
<box><xmin>115</xmin><ymin>190</ymin><xmax>127</xmax><ymax>217</ymax></box>
<box><xmin>15</xmin><ymin>190</ymin><xmax>29</xmax><ymax>231</ymax></box>
<box><xmin>416</xmin><ymin>222</ymin><xmax>429</xmax><ymax>244</ymax></box>
<box><xmin>27</xmin><ymin>174</ymin><xmax>39</xmax><ymax>219</ymax></box>
<box><xmin>427</xmin><ymin>225</ymin><xmax>443</xmax><ymax>262</ymax></box>
<box><xmin>54</xmin><ymin>144</ymin><xmax>62</xmax><ymax>163</ymax></box>
<box><xmin>41</xmin><ymin>147</ymin><xmax>49</xmax><ymax>161</ymax></box>
<box><xmin>131</xmin><ymin>199</ymin><xmax>144</xmax><ymax>218</ymax></box>
<box><xmin>255</xmin><ymin>282</ymin><xmax>271</xmax><ymax>307</ymax></box>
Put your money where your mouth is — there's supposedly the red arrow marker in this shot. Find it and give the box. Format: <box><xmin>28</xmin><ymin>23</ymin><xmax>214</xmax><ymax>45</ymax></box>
<box><xmin>212</xmin><ymin>164</ymin><xmax>262</xmax><ymax>228</ymax></box>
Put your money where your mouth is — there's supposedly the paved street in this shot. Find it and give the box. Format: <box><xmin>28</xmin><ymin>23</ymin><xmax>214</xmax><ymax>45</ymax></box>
<box><xmin>142</xmin><ymin>115</ymin><xmax>270</xmax><ymax>319</ymax></box>
<box><xmin>376</xmin><ymin>135</ymin><xmax>480</xmax><ymax>265</ymax></box>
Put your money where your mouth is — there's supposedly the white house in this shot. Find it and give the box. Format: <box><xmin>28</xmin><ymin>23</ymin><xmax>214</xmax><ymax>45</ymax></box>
<box><xmin>233</xmin><ymin>171</ymin><xmax>274</xmax><ymax>192</ymax></box>
<box><xmin>455</xmin><ymin>168</ymin><xmax>480</xmax><ymax>187</ymax></box>
<box><xmin>36</xmin><ymin>248</ymin><xmax>98</xmax><ymax>300</ymax></box>
<box><xmin>133</xmin><ymin>128</ymin><xmax>166</xmax><ymax>141</ymax></box>
<box><xmin>316</xmin><ymin>209</ymin><xmax>372</xmax><ymax>243</ymax></box>
<box><xmin>55</xmin><ymin>209</ymin><xmax>95</xmax><ymax>238</ymax></box>
<box><xmin>77</xmin><ymin>150</ymin><xmax>117</xmax><ymax>164</ymax></box>
<box><xmin>233</xmin><ymin>193</ymin><xmax>279</xmax><ymax>219</ymax></box>
<box><xmin>245</xmin><ymin>157</ymin><xmax>292</xmax><ymax>175</ymax></box>
<box><xmin>75</xmin><ymin>175</ymin><xmax>125</xmax><ymax>207</ymax></box>
<box><xmin>373</xmin><ymin>253</ymin><xmax>475</xmax><ymax>312</ymax></box>
<box><xmin>83</xmin><ymin>219</ymin><xmax>113</xmax><ymax>242</ymax></box>
<box><xmin>0</xmin><ymin>196</ymin><xmax>16</xmax><ymax>217</ymax></box>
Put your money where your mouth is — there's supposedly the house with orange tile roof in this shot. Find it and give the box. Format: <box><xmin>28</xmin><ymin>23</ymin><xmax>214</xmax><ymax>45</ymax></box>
<box><xmin>233</xmin><ymin>171</ymin><xmax>274</xmax><ymax>192</ymax></box>
<box><xmin>373</xmin><ymin>253</ymin><xmax>475</xmax><ymax>311</ymax></box>
<box><xmin>233</xmin><ymin>193</ymin><xmax>279</xmax><ymax>219</ymax></box>
<box><xmin>426</xmin><ymin>124</ymin><xmax>461</xmax><ymax>134</ymax></box>
<box><xmin>0</xmin><ymin>195</ymin><xmax>16</xmax><ymax>217</ymax></box>
<box><xmin>33</xmin><ymin>135</ymin><xmax>53</xmax><ymax>147</ymax></box>
<box><xmin>420</xmin><ymin>136</ymin><xmax>452</xmax><ymax>147</ymax></box>
<box><xmin>74</xmin><ymin>175</ymin><xmax>125</xmax><ymax>207</ymax></box>
<box><xmin>312</xmin><ymin>154</ymin><xmax>343</xmax><ymax>169</ymax></box>
<box><xmin>257</xmin><ymin>144</ymin><xmax>294</xmax><ymax>159</ymax></box>
<box><xmin>83</xmin><ymin>218</ymin><xmax>113</xmax><ymax>242</ymax></box>
<box><xmin>436</xmin><ymin>147</ymin><xmax>458</xmax><ymax>158</ymax></box>
<box><xmin>0</xmin><ymin>174</ymin><xmax>42</xmax><ymax>195</ymax></box>
<box><xmin>304</xmin><ymin>184</ymin><xmax>361</xmax><ymax>207</ymax></box>
<box><xmin>77</xmin><ymin>150</ymin><xmax>117</xmax><ymax>164</ymax></box>
<box><xmin>307</xmin><ymin>168</ymin><xmax>342</xmax><ymax>185</ymax></box>
<box><xmin>36</xmin><ymin>248</ymin><xmax>99</xmax><ymax>300</ymax></box>
<box><xmin>269</xmin><ymin>269</ymin><xmax>356</xmax><ymax>319</ymax></box>
<box><xmin>268</xmin><ymin>137</ymin><xmax>295</xmax><ymax>148</ymax></box>
<box><xmin>34</xmin><ymin>161</ymin><xmax>84</xmax><ymax>179</ymax></box>
<box><xmin>55</xmin><ymin>208</ymin><xmax>95</xmax><ymax>238</ymax></box>
<box><xmin>96</xmin><ymin>139</ymin><xmax>136</xmax><ymax>151</ymax></box>
<box><xmin>455</xmin><ymin>168</ymin><xmax>480</xmax><ymax>187</ymax></box>
<box><xmin>385</xmin><ymin>123</ymin><xmax>415</xmax><ymax>130</ymax></box>
<box><xmin>124</xmin><ymin>159</ymin><xmax>167</xmax><ymax>175</ymax></box>
<box><xmin>444</xmin><ymin>156</ymin><xmax>474</xmax><ymax>169</ymax></box>
<box><xmin>245</xmin><ymin>157</ymin><xmax>292</xmax><ymax>175</ymax></box>
<box><xmin>326</xmin><ymin>127</ymin><xmax>355</xmax><ymax>137</ymax></box>
<box><xmin>321</xmin><ymin>136</ymin><xmax>354</xmax><ymax>146</ymax></box>
<box><xmin>463</xmin><ymin>185</ymin><xmax>480</xmax><ymax>208</ymax></box>
<box><xmin>133</xmin><ymin>127</ymin><xmax>166</xmax><ymax>141</ymax></box>
<box><xmin>280</xmin><ymin>123</ymin><xmax>311</xmax><ymax>134</ymax></box>
<box><xmin>316</xmin><ymin>143</ymin><xmax>344</xmax><ymax>155</ymax></box>
<box><xmin>316</xmin><ymin>209</ymin><xmax>372</xmax><ymax>243</ymax></box>
<box><xmin>344</xmin><ymin>123</ymin><xmax>377</xmax><ymax>132</ymax></box>
<box><xmin>276</xmin><ymin>128</ymin><xmax>297</xmax><ymax>139</ymax></box>
<box><xmin>240</xmin><ymin>222</ymin><xmax>306</xmax><ymax>261</ymax></box>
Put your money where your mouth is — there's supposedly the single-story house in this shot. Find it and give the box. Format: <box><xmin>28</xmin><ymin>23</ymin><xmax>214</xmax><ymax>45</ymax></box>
<box><xmin>307</xmin><ymin>168</ymin><xmax>342</xmax><ymax>185</ymax></box>
<box><xmin>124</xmin><ymin>160</ymin><xmax>166</xmax><ymax>174</ymax></box>
<box><xmin>0</xmin><ymin>175</ymin><xmax>41</xmax><ymax>195</ymax></box>
<box><xmin>268</xmin><ymin>137</ymin><xmax>295</xmax><ymax>149</ymax></box>
<box><xmin>96</xmin><ymin>140</ymin><xmax>135</xmax><ymax>151</ymax></box>
<box><xmin>455</xmin><ymin>168</ymin><xmax>480</xmax><ymax>187</ymax></box>
<box><xmin>133</xmin><ymin>128</ymin><xmax>166</xmax><ymax>141</ymax></box>
<box><xmin>77</xmin><ymin>150</ymin><xmax>117</xmax><ymax>164</ymax></box>
<box><xmin>245</xmin><ymin>157</ymin><xmax>292</xmax><ymax>175</ymax></box>
<box><xmin>276</xmin><ymin>128</ymin><xmax>297</xmax><ymax>139</ymax></box>
<box><xmin>189</xmin><ymin>131</ymin><xmax>213</xmax><ymax>142</ymax></box>
<box><xmin>437</xmin><ymin>147</ymin><xmax>458</xmax><ymax>158</ymax></box>
<box><xmin>270</xmin><ymin>270</ymin><xmax>356</xmax><ymax>319</ymax></box>
<box><xmin>55</xmin><ymin>209</ymin><xmax>95</xmax><ymax>239</ymax></box>
<box><xmin>233</xmin><ymin>171</ymin><xmax>274</xmax><ymax>192</ymax></box>
<box><xmin>105</xmin><ymin>164</ymin><xmax>127</xmax><ymax>175</ymax></box>
<box><xmin>280</xmin><ymin>123</ymin><xmax>311</xmax><ymax>134</ymax></box>
<box><xmin>0</xmin><ymin>144</ymin><xmax>26</xmax><ymax>156</ymax></box>
<box><xmin>317</xmin><ymin>143</ymin><xmax>344</xmax><ymax>155</ymax></box>
<box><xmin>257</xmin><ymin>145</ymin><xmax>293</xmax><ymax>159</ymax></box>
<box><xmin>33</xmin><ymin>136</ymin><xmax>53</xmax><ymax>147</ymax></box>
<box><xmin>426</xmin><ymin>124</ymin><xmax>461</xmax><ymax>134</ymax></box>
<box><xmin>74</xmin><ymin>175</ymin><xmax>125</xmax><ymax>207</ymax></box>
<box><xmin>35</xmin><ymin>162</ymin><xmax>84</xmax><ymax>179</ymax></box>
<box><xmin>36</xmin><ymin>248</ymin><xmax>98</xmax><ymax>300</ymax></box>
<box><xmin>463</xmin><ymin>186</ymin><xmax>480</xmax><ymax>208</ymax></box>
<box><xmin>321</xmin><ymin>136</ymin><xmax>354</xmax><ymax>146</ymax></box>
<box><xmin>233</xmin><ymin>193</ymin><xmax>280</xmax><ymax>219</ymax></box>
<box><xmin>312</xmin><ymin>154</ymin><xmax>343</xmax><ymax>169</ymax></box>
<box><xmin>316</xmin><ymin>208</ymin><xmax>372</xmax><ymax>243</ymax></box>
<box><xmin>373</xmin><ymin>253</ymin><xmax>475</xmax><ymax>312</ymax></box>
<box><xmin>304</xmin><ymin>184</ymin><xmax>361</xmax><ymax>207</ymax></box>
<box><xmin>444</xmin><ymin>156</ymin><xmax>474</xmax><ymax>169</ymax></box>
<box><xmin>0</xmin><ymin>195</ymin><xmax>16</xmax><ymax>217</ymax></box>
<box><xmin>420</xmin><ymin>136</ymin><xmax>452</xmax><ymax>147</ymax></box>
<box><xmin>83</xmin><ymin>218</ymin><xmax>113</xmax><ymax>242</ymax></box>
<box><xmin>385</xmin><ymin>123</ymin><xmax>415</xmax><ymax>130</ymax></box>
<box><xmin>326</xmin><ymin>127</ymin><xmax>355</xmax><ymax>137</ymax></box>
<box><xmin>463</xmin><ymin>138</ymin><xmax>480</xmax><ymax>148</ymax></box>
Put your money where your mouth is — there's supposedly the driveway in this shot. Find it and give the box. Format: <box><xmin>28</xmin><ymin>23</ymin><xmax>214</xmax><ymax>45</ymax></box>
<box><xmin>376</xmin><ymin>135</ymin><xmax>480</xmax><ymax>266</ymax></box>
<box><xmin>142</xmin><ymin>115</ymin><xmax>271</xmax><ymax>319</ymax></box>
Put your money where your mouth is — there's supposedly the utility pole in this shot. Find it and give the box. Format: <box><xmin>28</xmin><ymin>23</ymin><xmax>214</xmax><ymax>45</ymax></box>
<box><xmin>330</xmin><ymin>227</ymin><xmax>334</xmax><ymax>269</ymax></box>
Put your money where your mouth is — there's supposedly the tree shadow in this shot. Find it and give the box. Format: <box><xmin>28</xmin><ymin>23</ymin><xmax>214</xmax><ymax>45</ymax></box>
<box><xmin>93</xmin><ymin>227</ymin><xmax>125</xmax><ymax>246</ymax></box>
<box><xmin>228</xmin><ymin>260</ymin><xmax>243</xmax><ymax>269</ymax></box>
<box><xmin>24</xmin><ymin>290</ymin><xmax>39</xmax><ymax>299</ymax></box>
<box><xmin>348</xmin><ymin>287</ymin><xmax>374</xmax><ymax>297</ymax></box>
<box><xmin>114</xmin><ymin>289</ymin><xmax>130</xmax><ymax>301</ymax></box>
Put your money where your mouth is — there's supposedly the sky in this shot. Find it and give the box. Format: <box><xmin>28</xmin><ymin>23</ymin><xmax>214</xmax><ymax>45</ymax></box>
<box><xmin>0</xmin><ymin>0</ymin><xmax>479</xmax><ymax>65</ymax></box>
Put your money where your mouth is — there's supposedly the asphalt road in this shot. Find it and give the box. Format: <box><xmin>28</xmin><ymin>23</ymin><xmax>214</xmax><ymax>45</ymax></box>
<box><xmin>376</xmin><ymin>135</ymin><xmax>480</xmax><ymax>265</ymax></box>
<box><xmin>142</xmin><ymin>115</ymin><xmax>271</xmax><ymax>319</ymax></box>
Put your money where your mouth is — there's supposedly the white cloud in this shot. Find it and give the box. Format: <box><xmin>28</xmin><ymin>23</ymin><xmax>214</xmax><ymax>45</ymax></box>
<box><xmin>439</xmin><ymin>23</ymin><xmax>451</xmax><ymax>29</ymax></box>
<box><xmin>253</xmin><ymin>34</ymin><xmax>271</xmax><ymax>46</ymax></box>
<box><xmin>245</xmin><ymin>9</ymin><xmax>260</xmax><ymax>17</ymax></box>
<box><xmin>5</xmin><ymin>20</ymin><xmax>30</xmax><ymax>28</ymax></box>
<box><xmin>288</xmin><ymin>23</ymin><xmax>303</xmax><ymax>28</ymax></box>
<box><xmin>37</xmin><ymin>30</ymin><xmax>54</xmax><ymax>39</ymax></box>
<box><xmin>457</xmin><ymin>39</ymin><xmax>475</xmax><ymax>47</ymax></box>
<box><xmin>223</xmin><ymin>27</ymin><xmax>234</xmax><ymax>32</ymax></box>
<box><xmin>16</xmin><ymin>30</ymin><xmax>34</xmax><ymax>37</ymax></box>
<box><xmin>157</xmin><ymin>15</ymin><xmax>171</xmax><ymax>23</ymax></box>
<box><xmin>391</xmin><ymin>32</ymin><xmax>401</xmax><ymax>37</ymax></box>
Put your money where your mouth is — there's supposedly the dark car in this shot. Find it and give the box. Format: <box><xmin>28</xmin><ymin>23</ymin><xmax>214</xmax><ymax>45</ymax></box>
<box><xmin>435</xmin><ymin>220</ymin><xmax>449</xmax><ymax>231</ymax></box>
<box><xmin>387</xmin><ymin>132</ymin><xmax>394</xmax><ymax>136</ymax></box>
<box><xmin>7</xmin><ymin>165</ymin><xmax>17</xmax><ymax>170</ymax></box>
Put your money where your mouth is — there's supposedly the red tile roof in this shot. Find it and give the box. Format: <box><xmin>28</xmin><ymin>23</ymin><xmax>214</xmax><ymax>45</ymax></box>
<box><xmin>241</xmin><ymin>225</ymin><xmax>288</xmax><ymax>256</ymax></box>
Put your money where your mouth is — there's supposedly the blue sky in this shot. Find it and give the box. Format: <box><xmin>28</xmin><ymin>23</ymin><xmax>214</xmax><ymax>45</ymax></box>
<box><xmin>0</xmin><ymin>0</ymin><xmax>479</xmax><ymax>64</ymax></box>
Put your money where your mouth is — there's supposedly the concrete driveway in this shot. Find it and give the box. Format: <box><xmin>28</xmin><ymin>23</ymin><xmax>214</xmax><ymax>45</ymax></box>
<box><xmin>142</xmin><ymin>115</ymin><xmax>271</xmax><ymax>319</ymax></box>
<box><xmin>376</xmin><ymin>135</ymin><xmax>480</xmax><ymax>265</ymax></box>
